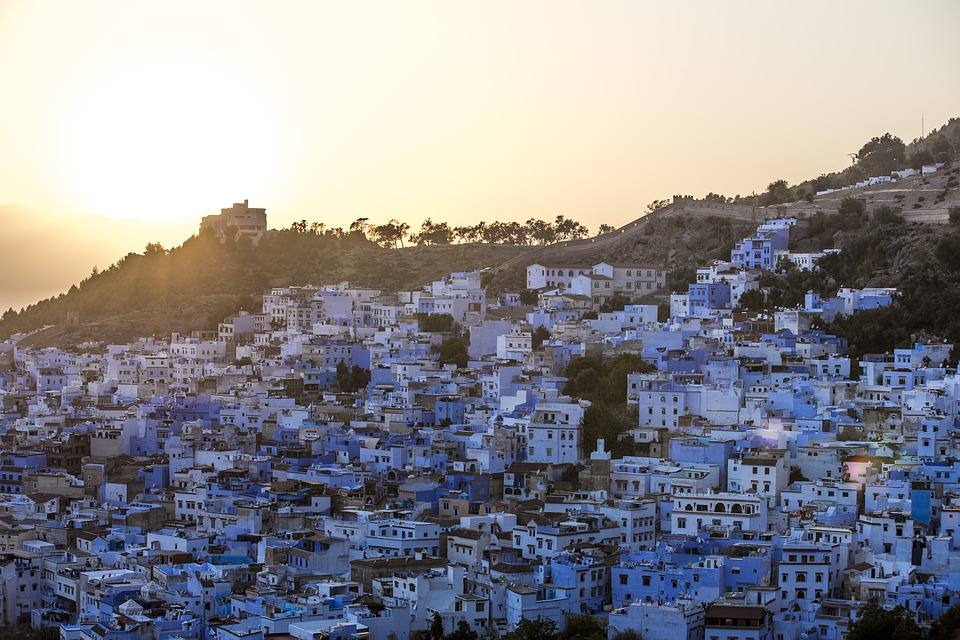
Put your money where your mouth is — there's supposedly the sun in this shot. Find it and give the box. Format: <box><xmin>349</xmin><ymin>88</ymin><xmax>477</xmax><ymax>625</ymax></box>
<box><xmin>53</xmin><ymin>58</ymin><xmax>283</xmax><ymax>223</ymax></box>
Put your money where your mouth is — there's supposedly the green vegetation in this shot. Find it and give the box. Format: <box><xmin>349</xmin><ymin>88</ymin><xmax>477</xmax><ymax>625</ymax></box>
<box><xmin>872</xmin><ymin>205</ymin><xmax>904</xmax><ymax>226</ymax></box>
<box><xmin>737</xmin><ymin>119</ymin><xmax>960</xmax><ymax>206</ymax></box>
<box><xmin>668</xmin><ymin>265</ymin><xmax>698</xmax><ymax>293</ymax></box>
<box><xmin>757</xmin><ymin>218</ymin><xmax>960</xmax><ymax>361</ymax></box>
<box><xmin>532</xmin><ymin>326</ymin><xmax>551</xmax><ymax>349</ymax></box>
<box><xmin>599</xmin><ymin>293</ymin><xmax>632</xmax><ymax>313</ymax></box>
<box><xmin>0</xmin><ymin>627</ymin><xmax>59</xmax><ymax>640</ymax></box>
<box><xmin>416</xmin><ymin>313</ymin><xmax>456</xmax><ymax>333</ymax></box>
<box><xmin>929</xmin><ymin>604</ymin><xmax>960</xmax><ymax>640</ymax></box>
<box><xmin>736</xmin><ymin>288</ymin><xmax>766</xmax><ymax>313</ymax></box>
<box><xmin>335</xmin><ymin>362</ymin><xmax>371</xmax><ymax>392</ymax></box>
<box><xmin>563</xmin><ymin>354</ymin><xmax>655</xmax><ymax>457</ymax></box>
<box><xmin>409</xmin><ymin>613</ymin><xmax>606</xmax><ymax>640</ymax></box>
<box><xmin>4</xmin><ymin>120</ymin><xmax>958</xmax><ymax>349</ymax></box>
<box><xmin>433</xmin><ymin>335</ymin><xmax>469</xmax><ymax>369</ymax></box>
<box><xmin>519</xmin><ymin>290</ymin><xmax>539</xmax><ymax>305</ymax></box>
<box><xmin>498</xmin><ymin>615</ymin><xmax>606</xmax><ymax>640</ymax></box>
<box><xmin>0</xmin><ymin>230</ymin><xmax>527</xmax><ymax>345</ymax></box>
<box><xmin>403</xmin><ymin>213</ymin><xmax>591</xmax><ymax>247</ymax></box>
<box><xmin>847</xmin><ymin>604</ymin><xmax>921</xmax><ymax>640</ymax></box>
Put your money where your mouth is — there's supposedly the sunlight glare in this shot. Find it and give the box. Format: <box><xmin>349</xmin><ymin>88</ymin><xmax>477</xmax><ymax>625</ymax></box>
<box><xmin>54</xmin><ymin>58</ymin><xmax>281</xmax><ymax>222</ymax></box>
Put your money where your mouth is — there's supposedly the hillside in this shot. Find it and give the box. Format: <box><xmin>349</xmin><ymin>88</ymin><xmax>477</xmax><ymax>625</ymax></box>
<box><xmin>5</xmin><ymin>120</ymin><xmax>959</xmax><ymax>349</ymax></box>
<box><xmin>0</xmin><ymin>232</ymin><xmax>528</xmax><ymax>346</ymax></box>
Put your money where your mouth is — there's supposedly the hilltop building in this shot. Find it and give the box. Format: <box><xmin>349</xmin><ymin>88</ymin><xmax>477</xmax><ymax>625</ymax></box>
<box><xmin>200</xmin><ymin>199</ymin><xmax>267</xmax><ymax>243</ymax></box>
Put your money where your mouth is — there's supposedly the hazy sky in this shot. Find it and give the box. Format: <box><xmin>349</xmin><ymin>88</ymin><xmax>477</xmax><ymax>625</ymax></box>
<box><xmin>1</xmin><ymin>0</ymin><xmax>959</xmax><ymax>310</ymax></box>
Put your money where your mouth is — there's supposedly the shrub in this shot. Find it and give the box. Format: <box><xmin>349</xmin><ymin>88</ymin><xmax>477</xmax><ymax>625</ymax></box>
<box><xmin>872</xmin><ymin>206</ymin><xmax>904</xmax><ymax>225</ymax></box>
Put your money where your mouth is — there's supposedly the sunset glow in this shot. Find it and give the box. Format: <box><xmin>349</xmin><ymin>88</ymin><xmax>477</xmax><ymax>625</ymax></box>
<box><xmin>53</xmin><ymin>58</ymin><xmax>285</xmax><ymax>222</ymax></box>
<box><xmin>0</xmin><ymin>0</ymin><xmax>958</xmax><ymax>309</ymax></box>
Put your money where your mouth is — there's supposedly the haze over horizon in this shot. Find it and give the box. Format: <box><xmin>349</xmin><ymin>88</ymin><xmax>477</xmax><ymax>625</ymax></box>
<box><xmin>1</xmin><ymin>0</ymin><xmax>959</xmax><ymax>311</ymax></box>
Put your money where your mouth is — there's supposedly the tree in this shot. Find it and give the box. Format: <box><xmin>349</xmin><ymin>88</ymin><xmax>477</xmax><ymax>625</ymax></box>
<box><xmin>552</xmin><ymin>214</ymin><xmax>588</xmax><ymax>241</ymax></box>
<box><xmin>929</xmin><ymin>603</ymin><xmax>960</xmax><ymax>640</ymax></box>
<box><xmin>395</xmin><ymin>220</ymin><xmax>411</xmax><ymax>247</ymax></box>
<box><xmin>737</xmin><ymin>288</ymin><xmax>766</xmax><ymax>313</ymax></box>
<box><xmin>598</xmin><ymin>224</ymin><xmax>616</xmax><ymax>234</ymax></box>
<box><xmin>936</xmin><ymin>233</ymin><xmax>960</xmax><ymax>271</ymax></box>
<box><xmin>762</xmin><ymin>179</ymin><xmax>792</xmax><ymax>206</ymax></box>
<box><xmin>445</xmin><ymin>620</ymin><xmax>479</xmax><ymax>640</ymax></box>
<box><xmin>433</xmin><ymin>336</ymin><xmax>469</xmax><ymax>368</ymax></box>
<box><xmin>645</xmin><ymin>199</ymin><xmax>669</xmax><ymax>215</ymax></box>
<box><xmin>335</xmin><ymin>361</ymin><xmax>353</xmax><ymax>392</ymax></box>
<box><xmin>412</xmin><ymin>218</ymin><xmax>455</xmax><ymax>245</ymax></box>
<box><xmin>703</xmin><ymin>192</ymin><xmax>731</xmax><ymax>204</ymax></box>
<box><xmin>668</xmin><ymin>265</ymin><xmax>697</xmax><ymax>293</ymax></box>
<box><xmin>372</xmin><ymin>219</ymin><xmax>411</xmax><ymax>248</ymax></box>
<box><xmin>837</xmin><ymin>197</ymin><xmax>866</xmax><ymax>230</ymax></box>
<box><xmin>144</xmin><ymin>242</ymin><xmax>166</xmax><ymax>256</ymax></box>
<box><xmin>600</xmin><ymin>293</ymin><xmax>631</xmax><ymax>313</ymax></box>
<box><xmin>349</xmin><ymin>365</ymin><xmax>371</xmax><ymax>390</ymax></box>
<box><xmin>823</xmin><ymin>306</ymin><xmax>911</xmax><ymax>359</ymax></box>
<box><xmin>872</xmin><ymin>205</ymin><xmax>903</xmax><ymax>226</ymax></box>
<box><xmin>857</xmin><ymin>133</ymin><xmax>906</xmax><ymax>176</ymax></box>
<box><xmin>519</xmin><ymin>290</ymin><xmax>539</xmax><ymax>305</ymax></box>
<box><xmin>502</xmin><ymin>618</ymin><xmax>558</xmax><ymax>640</ymax></box>
<box><xmin>336</xmin><ymin>362</ymin><xmax>371</xmax><ymax>392</ymax></box>
<box><xmin>847</xmin><ymin>604</ymin><xmax>920</xmax><ymax>640</ymax></box>
<box><xmin>417</xmin><ymin>313</ymin><xmax>455</xmax><ymax>333</ymax></box>
<box><xmin>532</xmin><ymin>326</ymin><xmax>551</xmax><ymax>350</ymax></box>
<box><xmin>580</xmin><ymin>403</ymin><xmax>631</xmax><ymax>458</ymax></box>
<box><xmin>949</xmin><ymin>206</ymin><xmax>960</xmax><ymax>224</ymax></box>
<box><xmin>558</xmin><ymin>615</ymin><xmax>605</xmax><ymax>640</ymax></box>
<box><xmin>908</xmin><ymin>149</ymin><xmax>934</xmax><ymax>170</ymax></box>
<box><xmin>349</xmin><ymin>217</ymin><xmax>369</xmax><ymax>239</ymax></box>
<box><xmin>611</xmin><ymin>631</ymin><xmax>643</xmax><ymax>640</ymax></box>
<box><xmin>811</xmin><ymin>174</ymin><xmax>835</xmax><ymax>194</ymax></box>
<box><xmin>429</xmin><ymin>612</ymin><xmax>445</xmax><ymax>640</ymax></box>
<box><xmin>2</xmin><ymin>627</ymin><xmax>59</xmax><ymax>640</ymax></box>
<box><xmin>562</xmin><ymin>354</ymin><xmax>655</xmax><ymax>456</ymax></box>
<box><xmin>527</xmin><ymin>218</ymin><xmax>557</xmax><ymax>245</ymax></box>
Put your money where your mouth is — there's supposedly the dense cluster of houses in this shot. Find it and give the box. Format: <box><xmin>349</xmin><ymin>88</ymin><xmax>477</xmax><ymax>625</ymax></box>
<box><xmin>1</xmin><ymin>214</ymin><xmax>958</xmax><ymax>640</ymax></box>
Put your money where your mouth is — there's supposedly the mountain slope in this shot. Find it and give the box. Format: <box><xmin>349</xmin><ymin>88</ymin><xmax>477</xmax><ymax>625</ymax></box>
<box><xmin>0</xmin><ymin>231</ymin><xmax>528</xmax><ymax>345</ymax></box>
<box><xmin>5</xmin><ymin>120</ymin><xmax>959</xmax><ymax>348</ymax></box>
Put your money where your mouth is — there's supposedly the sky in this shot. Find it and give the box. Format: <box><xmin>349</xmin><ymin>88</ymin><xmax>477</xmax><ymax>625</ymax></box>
<box><xmin>1</xmin><ymin>0</ymin><xmax>959</xmax><ymax>310</ymax></box>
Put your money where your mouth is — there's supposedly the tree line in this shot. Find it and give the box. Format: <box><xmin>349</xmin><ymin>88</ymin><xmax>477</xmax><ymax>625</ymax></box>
<box><xmin>285</xmin><ymin>214</ymin><xmax>596</xmax><ymax>248</ymax></box>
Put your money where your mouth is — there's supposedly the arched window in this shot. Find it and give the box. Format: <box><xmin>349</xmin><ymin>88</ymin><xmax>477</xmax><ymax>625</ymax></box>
<box><xmin>714</xmin><ymin>503</ymin><xmax>726</xmax><ymax>513</ymax></box>
<box><xmin>731</xmin><ymin>504</ymin><xmax>743</xmax><ymax>514</ymax></box>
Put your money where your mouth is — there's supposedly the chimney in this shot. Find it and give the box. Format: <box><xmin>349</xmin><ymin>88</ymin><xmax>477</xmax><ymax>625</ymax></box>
<box><xmin>243</xmin><ymin>199</ymin><xmax>249</xmax><ymax>207</ymax></box>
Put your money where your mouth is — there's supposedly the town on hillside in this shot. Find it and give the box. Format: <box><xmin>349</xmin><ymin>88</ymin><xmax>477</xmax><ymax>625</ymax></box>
<box><xmin>3</xmin><ymin>196</ymin><xmax>960</xmax><ymax>640</ymax></box>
